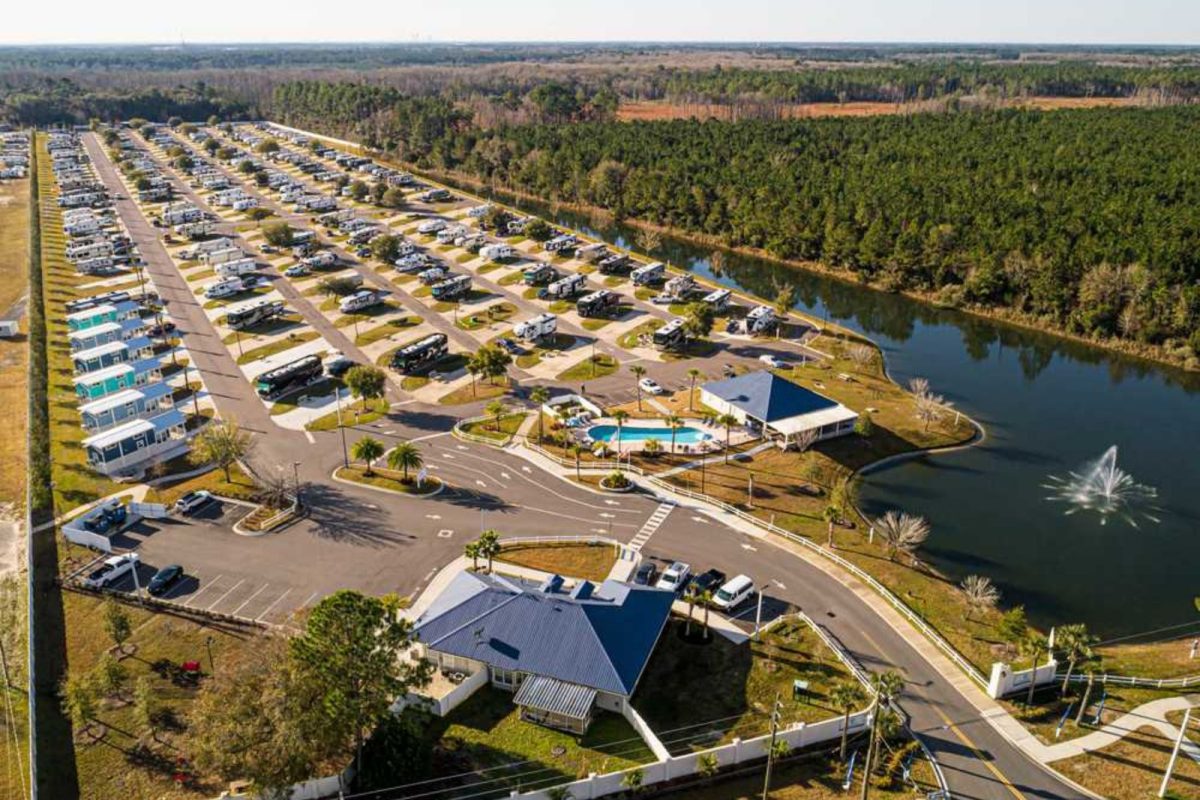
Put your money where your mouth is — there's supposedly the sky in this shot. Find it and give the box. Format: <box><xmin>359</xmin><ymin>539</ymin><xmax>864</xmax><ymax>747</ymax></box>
<box><xmin>0</xmin><ymin>0</ymin><xmax>1197</xmax><ymax>46</ymax></box>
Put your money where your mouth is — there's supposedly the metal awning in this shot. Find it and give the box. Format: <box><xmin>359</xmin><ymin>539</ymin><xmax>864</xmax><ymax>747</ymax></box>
<box><xmin>514</xmin><ymin>676</ymin><xmax>597</xmax><ymax>721</ymax></box>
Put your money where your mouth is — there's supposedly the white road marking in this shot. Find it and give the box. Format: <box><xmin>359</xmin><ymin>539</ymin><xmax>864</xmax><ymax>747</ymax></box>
<box><xmin>740</xmin><ymin>543</ymin><xmax>758</xmax><ymax>552</ymax></box>
<box><xmin>182</xmin><ymin>573</ymin><xmax>225</xmax><ymax>607</ymax></box>
<box><xmin>442</xmin><ymin>454</ymin><xmax>455</xmax><ymax>460</ymax></box>
<box><xmin>298</xmin><ymin>590</ymin><xmax>321</xmax><ymax>609</ymax></box>
<box><xmin>604</xmin><ymin>500</ymin><xmax>621</xmax><ymax>506</ymax></box>
<box><xmin>475</xmin><ymin>480</ymin><xmax>487</xmax><ymax>487</ymax></box>
<box><xmin>772</xmin><ymin>579</ymin><xmax>788</xmax><ymax>590</ymax></box>
<box><xmin>255</xmin><ymin>588</ymin><xmax>293</xmax><ymax>622</ymax></box>
<box><xmin>205</xmin><ymin>579</ymin><xmax>246</xmax><ymax>612</ymax></box>
<box><xmin>304</xmin><ymin>430</ymin><xmax>316</xmax><ymax>444</ymax></box>
<box><xmin>691</xmin><ymin>515</ymin><xmax>710</xmax><ymax>524</ymax></box>
<box><xmin>425</xmin><ymin>514</ymin><xmax>442</xmax><ymax>520</ymax></box>
<box><xmin>437</xmin><ymin>529</ymin><xmax>454</xmax><ymax>538</ymax></box>
<box><xmin>592</xmin><ymin>528</ymin><xmax>608</xmax><ymax>534</ymax></box>
<box><xmin>500</xmin><ymin>472</ymin><xmax>511</xmax><ymax>480</ymax></box>
<box><xmin>521</xmin><ymin>466</ymin><xmax>531</xmax><ymax>473</ymax></box>
<box><xmin>599</xmin><ymin>512</ymin><xmax>615</xmax><ymax>519</ymax></box>
<box><xmin>232</xmin><ymin>583</ymin><xmax>271</xmax><ymax>616</ymax></box>
<box><xmin>456</xmin><ymin>445</ymin><xmax>468</xmax><ymax>451</ymax></box>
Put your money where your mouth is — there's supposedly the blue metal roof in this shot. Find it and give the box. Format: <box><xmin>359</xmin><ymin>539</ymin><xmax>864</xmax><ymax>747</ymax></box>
<box><xmin>414</xmin><ymin>572</ymin><xmax>674</xmax><ymax>697</ymax></box>
<box><xmin>702</xmin><ymin>370</ymin><xmax>838</xmax><ymax>423</ymax></box>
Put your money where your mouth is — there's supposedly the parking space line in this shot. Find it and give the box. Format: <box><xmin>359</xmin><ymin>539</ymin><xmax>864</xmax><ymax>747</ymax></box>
<box><xmin>205</xmin><ymin>579</ymin><xmax>246</xmax><ymax>612</ymax></box>
<box><xmin>231</xmin><ymin>583</ymin><xmax>271</xmax><ymax>617</ymax></box>
<box><xmin>182</xmin><ymin>574</ymin><xmax>225</xmax><ymax>607</ymax></box>
<box><xmin>255</xmin><ymin>588</ymin><xmax>293</xmax><ymax>622</ymax></box>
<box><xmin>299</xmin><ymin>590</ymin><xmax>321</xmax><ymax>609</ymax></box>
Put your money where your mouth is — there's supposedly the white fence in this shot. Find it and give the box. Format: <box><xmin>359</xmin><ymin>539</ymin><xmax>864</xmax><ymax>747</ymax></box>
<box><xmin>434</xmin><ymin>668</ymin><xmax>489</xmax><ymax>717</ymax></box>
<box><xmin>622</xmin><ymin>703</ymin><xmax>671</xmax><ymax>762</ymax></box>
<box><xmin>513</xmin><ymin>711</ymin><xmax>872</xmax><ymax>800</ymax></box>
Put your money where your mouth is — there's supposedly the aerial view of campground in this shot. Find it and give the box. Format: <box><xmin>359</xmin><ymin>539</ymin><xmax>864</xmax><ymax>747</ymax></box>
<box><xmin>2</xmin><ymin>6</ymin><xmax>1200</xmax><ymax>800</ymax></box>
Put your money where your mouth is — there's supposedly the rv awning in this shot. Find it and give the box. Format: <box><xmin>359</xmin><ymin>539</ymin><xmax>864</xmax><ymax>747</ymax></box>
<box><xmin>769</xmin><ymin>406</ymin><xmax>859</xmax><ymax>436</ymax></box>
<box><xmin>514</xmin><ymin>676</ymin><xmax>597</xmax><ymax>721</ymax></box>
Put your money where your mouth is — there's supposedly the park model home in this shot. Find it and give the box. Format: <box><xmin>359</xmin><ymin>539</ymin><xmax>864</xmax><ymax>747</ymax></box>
<box><xmin>700</xmin><ymin>370</ymin><xmax>859</xmax><ymax>448</ymax></box>
<box><xmin>82</xmin><ymin>409</ymin><xmax>188</xmax><ymax>477</ymax></box>
<box><xmin>79</xmin><ymin>382</ymin><xmax>175</xmax><ymax>433</ymax></box>
<box><xmin>68</xmin><ymin>317</ymin><xmax>147</xmax><ymax>351</ymax></box>
<box><xmin>72</xmin><ymin>337</ymin><xmax>155</xmax><ymax>374</ymax></box>
<box><xmin>412</xmin><ymin>572</ymin><xmax>674</xmax><ymax>735</ymax></box>
<box><xmin>74</xmin><ymin>358</ymin><xmax>163</xmax><ymax>401</ymax></box>
<box><xmin>66</xmin><ymin>300</ymin><xmax>142</xmax><ymax>332</ymax></box>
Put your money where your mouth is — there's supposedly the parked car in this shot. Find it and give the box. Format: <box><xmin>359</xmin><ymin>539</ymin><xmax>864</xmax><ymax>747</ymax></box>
<box><xmin>284</xmin><ymin>264</ymin><xmax>311</xmax><ymax>278</ymax></box>
<box><xmin>759</xmin><ymin>354</ymin><xmax>786</xmax><ymax>369</ymax></box>
<box><xmin>495</xmin><ymin>337</ymin><xmax>522</xmax><ymax>355</ymax></box>
<box><xmin>634</xmin><ymin>562</ymin><xmax>658</xmax><ymax>586</ymax></box>
<box><xmin>325</xmin><ymin>353</ymin><xmax>355</xmax><ymax>377</ymax></box>
<box><xmin>261</xmin><ymin>244</ymin><xmax>278</xmax><ymax>254</ymax></box>
<box><xmin>82</xmin><ymin>553</ymin><xmax>140</xmax><ymax>590</ymax></box>
<box><xmin>147</xmin><ymin>564</ymin><xmax>184</xmax><ymax>596</ymax></box>
<box><xmin>687</xmin><ymin>568</ymin><xmax>727</xmax><ymax>598</ymax></box>
<box><xmin>174</xmin><ymin>490</ymin><xmax>213</xmax><ymax>515</ymax></box>
<box><xmin>148</xmin><ymin>321</ymin><xmax>176</xmax><ymax>337</ymax></box>
<box><xmin>656</xmin><ymin>561</ymin><xmax>691</xmax><ymax>592</ymax></box>
<box><xmin>639</xmin><ymin>377</ymin><xmax>665</xmax><ymax>396</ymax></box>
<box><xmin>355</xmin><ymin>246</ymin><xmax>372</xmax><ymax>258</ymax></box>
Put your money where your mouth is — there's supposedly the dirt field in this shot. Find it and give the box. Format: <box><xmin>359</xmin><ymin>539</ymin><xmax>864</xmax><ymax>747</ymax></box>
<box><xmin>617</xmin><ymin>95</ymin><xmax>1145</xmax><ymax>121</ymax></box>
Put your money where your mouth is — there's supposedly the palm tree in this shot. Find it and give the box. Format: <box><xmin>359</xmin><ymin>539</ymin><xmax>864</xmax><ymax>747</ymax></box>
<box><xmin>620</xmin><ymin>767</ymin><xmax>644</xmax><ymax>796</ymax></box>
<box><xmin>696</xmin><ymin>752</ymin><xmax>719</xmax><ymax>783</ymax></box>
<box><xmin>823</xmin><ymin>503</ymin><xmax>840</xmax><ymax>548</ymax></box>
<box><xmin>386</xmin><ymin>441</ymin><xmax>423</xmax><ymax>483</ymax></box>
<box><xmin>351</xmin><ymin>436</ymin><xmax>384</xmax><ymax>476</ymax></box>
<box><xmin>860</xmin><ymin>671</ymin><xmax>905</xmax><ymax>800</ymax></box>
<box><xmin>697</xmin><ymin>589</ymin><xmax>714</xmax><ymax>640</ymax></box>
<box><xmin>477</xmin><ymin>530</ymin><xmax>501</xmax><ymax>572</ymax></box>
<box><xmin>717</xmin><ymin>413</ymin><xmax>737</xmax><ymax>463</ymax></box>
<box><xmin>464</xmin><ymin>541</ymin><xmax>481</xmax><ymax>570</ymax></box>
<box><xmin>1020</xmin><ymin>633</ymin><xmax>1050</xmax><ymax>705</ymax></box>
<box><xmin>530</xmin><ymin>386</ymin><xmax>550</xmax><ymax>443</ymax></box>
<box><xmin>611</xmin><ymin>409</ymin><xmax>630</xmax><ymax>455</ymax></box>
<box><xmin>960</xmin><ymin>575</ymin><xmax>1001</xmax><ymax>622</ymax></box>
<box><xmin>686</xmin><ymin>368</ymin><xmax>701</xmax><ymax>410</ymax></box>
<box><xmin>1056</xmin><ymin>623</ymin><xmax>1097</xmax><ymax>695</ymax></box>
<box><xmin>485</xmin><ymin>399</ymin><xmax>506</xmax><ymax>431</ymax></box>
<box><xmin>629</xmin><ymin>364</ymin><xmax>647</xmax><ymax>411</ymax></box>
<box><xmin>546</xmin><ymin>787</ymin><xmax>574</xmax><ymax>800</ymax></box>
<box><xmin>571</xmin><ymin>443</ymin><xmax>585</xmax><ymax>480</ymax></box>
<box><xmin>665</xmin><ymin>414</ymin><xmax>682</xmax><ymax>454</ymax></box>
<box><xmin>830</xmin><ymin>681</ymin><xmax>868</xmax><ymax>760</ymax></box>
<box><xmin>874</xmin><ymin>510</ymin><xmax>930</xmax><ymax>562</ymax></box>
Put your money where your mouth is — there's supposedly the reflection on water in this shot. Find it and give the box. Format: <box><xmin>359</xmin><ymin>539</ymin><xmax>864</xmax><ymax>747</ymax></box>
<box><xmin>473</xmin><ymin>186</ymin><xmax>1200</xmax><ymax>637</ymax></box>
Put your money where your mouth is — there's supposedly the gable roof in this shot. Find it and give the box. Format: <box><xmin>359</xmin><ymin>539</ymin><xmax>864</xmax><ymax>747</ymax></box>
<box><xmin>702</xmin><ymin>370</ymin><xmax>839</xmax><ymax>423</ymax></box>
<box><xmin>414</xmin><ymin>571</ymin><xmax>674</xmax><ymax>697</ymax></box>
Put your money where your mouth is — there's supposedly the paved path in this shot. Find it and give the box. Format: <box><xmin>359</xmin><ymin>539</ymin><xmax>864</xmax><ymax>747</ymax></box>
<box><xmin>1034</xmin><ymin>694</ymin><xmax>1200</xmax><ymax>764</ymax></box>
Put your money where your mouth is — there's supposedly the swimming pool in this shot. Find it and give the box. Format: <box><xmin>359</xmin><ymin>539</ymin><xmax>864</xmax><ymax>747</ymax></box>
<box><xmin>586</xmin><ymin>424</ymin><xmax>712</xmax><ymax>445</ymax></box>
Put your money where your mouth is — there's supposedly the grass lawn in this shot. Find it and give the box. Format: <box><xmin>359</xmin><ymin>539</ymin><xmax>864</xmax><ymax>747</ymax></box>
<box><xmin>306</xmin><ymin>397</ymin><xmax>390</xmax><ymax>431</ymax></box>
<box><xmin>459</xmin><ymin>411</ymin><xmax>529</xmax><ymax>443</ymax></box>
<box><xmin>334</xmin><ymin>465</ymin><xmax>441</xmax><ymax>495</ymax></box>
<box><xmin>354</xmin><ymin>317</ymin><xmax>419</xmax><ymax>347</ymax></box>
<box><xmin>496</xmin><ymin>542</ymin><xmax>618</xmax><ymax>582</ymax></box>
<box><xmin>456</xmin><ymin>302</ymin><xmax>516</xmax><ymax>330</ymax></box>
<box><xmin>1056</xmin><ymin>724</ymin><xmax>1200</xmax><ymax>800</ymax></box>
<box><xmin>0</xmin><ymin>176</ymin><xmax>29</xmax><ymax>511</ymax></box>
<box><xmin>634</xmin><ymin>618</ymin><xmax>856</xmax><ymax>755</ymax></box>
<box><xmin>617</xmin><ymin>320</ymin><xmax>663</xmax><ymax>350</ymax></box>
<box><xmin>663</xmin><ymin>753</ymin><xmax>934</xmax><ymax>800</ymax></box>
<box><xmin>498</xmin><ymin>271</ymin><xmax>525</xmax><ymax>286</ymax></box>
<box><xmin>419</xmin><ymin>687</ymin><xmax>654</xmax><ymax>793</ymax></box>
<box><xmin>581</xmin><ymin>318</ymin><xmax>612</xmax><ymax>331</ymax></box>
<box><xmin>439</xmin><ymin>379</ymin><xmax>509</xmax><ymax>406</ymax></box>
<box><xmin>512</xmin><ymin>332</ymin><xmax>576</xmax><ymax>369</ymax></box>
<box><xmin>235</xmin><ymin>330</ymin><xmax>320</xmax><ymax>365</ymax></box>
<box><xmin>59</xmin><ymin>585</ymin><xmax>269</xmax><ymax>800</ymax></box>
<box><xmin>557</xmin><ymin>353</ymin><xmax>618</xmax><ymax>382</ymax></box>
<box><xmin>142</xmin><ymin>460</ymin><xmax>258</xmax><ymax>506</ymax></box>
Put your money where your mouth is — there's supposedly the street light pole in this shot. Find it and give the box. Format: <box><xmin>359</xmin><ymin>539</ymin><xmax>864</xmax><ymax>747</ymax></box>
<box><xmin>336</xmin><ymin>388</ymin><xmax>349</xmax><ymax>468</ymax></box>
<box><xmin>292</xmin><ymin>461</ymin><xmax>302</xmax><ymax>509</ymax></box>
<box><xmin>205</xmin><ymin>635</ymin><xmax>215</xmax><ymax>675</ymax></box>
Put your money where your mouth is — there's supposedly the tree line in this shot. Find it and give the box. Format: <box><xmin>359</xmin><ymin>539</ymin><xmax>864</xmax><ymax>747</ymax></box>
<box><xmin>402</xmin><ymin>107</ymin><xmax>1200</xmax><ymax>359</ymax></box>
<box><xmin>0</xmin><ymin>77</ymin><xmax>249</xmax><ymax>126</ymax></box>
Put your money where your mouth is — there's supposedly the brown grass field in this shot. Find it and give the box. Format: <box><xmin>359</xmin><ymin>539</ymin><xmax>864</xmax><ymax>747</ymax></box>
<box><xmin>0</xmin><ymin>177</ymin><xmax>29</xmax><ymax>513</ymax></box>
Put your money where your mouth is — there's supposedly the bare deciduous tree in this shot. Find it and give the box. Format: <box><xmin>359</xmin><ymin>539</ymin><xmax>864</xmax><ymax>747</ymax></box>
<box><xmin>848</xmin><ymin>343</ymin><xmax>875</xmax><ymax>369</ymax></box>
<box><xmin>875</xmin><ymin>510</ymin><xmax>930</xmax><ymax>562</ymax></box>
<box><xmin>960</xmin><ymin>574</ymin><xmax>1001</xmax><ymax>621</ymax></box>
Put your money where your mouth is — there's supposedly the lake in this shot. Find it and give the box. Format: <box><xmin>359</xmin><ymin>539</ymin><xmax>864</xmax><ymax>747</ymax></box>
<box><xmin>506</xmin><ymin>196</ymin><xmax>1200</xmax><ymax>638</ymax></box>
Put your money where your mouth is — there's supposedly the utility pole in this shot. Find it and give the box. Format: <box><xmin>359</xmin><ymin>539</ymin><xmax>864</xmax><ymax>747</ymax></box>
<box><xmin>1160</xmin><ymin>707</ymin><xmax>1193</xmax><ymax>797</ymax></box>
<box><xmin>761</xmin><ymin>692</ymin><xmax>783</xmax><ymax>800</ymax></box>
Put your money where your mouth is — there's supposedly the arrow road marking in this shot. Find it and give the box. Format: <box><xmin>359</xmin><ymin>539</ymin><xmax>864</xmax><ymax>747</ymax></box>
<box><xmin>740</xmin><ymin>543</ymin><xmax>758</xmax><ymax>552</ymax></box>
<box><xmin>425</xmin><ymin>514</ymin><xmax>441</xmax><ymax>520</ymax></box>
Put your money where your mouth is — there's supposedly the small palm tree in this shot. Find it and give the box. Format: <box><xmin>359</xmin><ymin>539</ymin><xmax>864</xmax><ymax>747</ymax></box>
<box><xmin>696</xmin><ymin>753</ymin><xmax>719</xmax><ymax>782</ymax></box>
<box><xmin>697</xmin><ymin>589</ymin><xmax>714</xmax><ymax>640</ymax></box>
<box><xmin>717</xmin><ymin>413</ymin><xmax>737</xmax><ymax>463</ymax></box>
<box><xmin>665</xmin><ymin>414</ymin><xmax>682</xmax><ymax>454</ymax></box>
<box><xmin>1056</xmin><ymin>623</ymin><xmax>1097</xmax><ymax>695</ymax></box>
<box><xmin>477</xmin><ymin>530</ymin><xmax>501</xmax><ymax>572</ymax></box>
<box><xmin>874</xmin><ymin>510</ymin><xmax>930</xmax><ymax>562</ymax></box>
<box><xmin>620</xmin><ymin>768</ymin><xmax>644</xmax><ymax>796</ymax></box>
<box><xmin>1020</xmin><ymin>633</ymin><xmax>1050</xmax><ymax>705</ymax></box>
<box><xmin>351</xmin><ymin>436</ymin><xmax>385</xmax><ymax>476</ymax></box>
<box><xmin>546</xmin><ymin>787</ymin><xmax>574</xmax><ymax>800</ymax></box>
<box><xmin>960</xmin><ymin>574</ymin><xmax>1001</xmax><ymax>622</ymax></box>
<box><xmin>571</xmin><ymin>443</ymin><xmax>585</xmax><ymax>480</ymax></box>
<box><xmin>823</xmin><ymin>503</ymin><xmax>840</xmax><ymax>548</ymax></box>
<box><xmin>611</xmin><ymin>409</ymin><xmax>630</xmax><ymax>453</ymax></box>
<box><xmin>830</xmin><ymin>681</ymin><xmax>868</xmax><ymax>760</ymax></box>
<box><xmin>386</xmin><ymin>441</ymin><xmax>423</xmax><ymax>483</ymax></box>
<box><xmin>630</xmin><ymin>364</ymin><xmax>647</xmax><ymax>411</ymax></box>
<box><xmin>464</xmin><ymin>541</ymin><xmax>481</xmax><ymax>571</ymax></box>
<box><xmin>686</xmin><ymin>368</ymin><xmax>701</xmax><ymax>410</ymax></box>
<box><xmin>529</xmin><ymin>386</ymin><xmax>550</xmax><ymax>443</ymax></box>
<box><xmin>485</xmin><ymin>399</ymin><xmax>506</xmax><ymax>432</ymax></box>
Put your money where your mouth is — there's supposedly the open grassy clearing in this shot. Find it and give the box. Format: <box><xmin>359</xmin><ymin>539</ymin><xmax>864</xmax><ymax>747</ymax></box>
<box><xmin>495</xmin><ymin>542</ymin><xmax>618</xmax><ymax>583</ymax></box>
<box><xmin>459</xmin><ymin>411</ymin><xmax>529</xmax><ymax>443</ymax></box>
<box><xmin>0</xmin><ymin>176</ymin><xmax>30</xmax><ymax>512</ymax></box>
<box><xmin>415</xmin><ymin>687</ymin><xmax>654</xmax><ymax>793</ymax></box>
<box><xmin>142</xmin><ymin>461</ymin><xmax>258</xmax><ymax>507</ymax></box>
<box><xmin>334</xmin><ymin>465</ymin><xmax>442</xmax><ymax>495</ymax></box>
<box><xmin>439</xmin><ymin>378</ymin><xmax>509</xmax><ymax>406</ymax></box>
<box><xmin>556</xmin><ymin>353</ymin><xmax>618</xmax><ymax>382</ymax></box>
<box><xmin>1056</xmin><ymin>724</ymin><xmax>1200</xmax><ymax>800</ymax></box>
<box><xmin>305</xmin><ymin>397</ymin><xmax>390</xmax><ymax>431</ymax></box>
<box><xmin>634</xmin><ymin>618</ymin><xmax>854</xmax><ymax>755</ymax></box>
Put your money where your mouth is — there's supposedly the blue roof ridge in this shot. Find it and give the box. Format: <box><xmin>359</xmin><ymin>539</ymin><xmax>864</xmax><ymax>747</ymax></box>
<box><xmin>419</xmin><ymin>581</ymin><xmax>523</xmax><ymax>650</ymax></box>
<box><xmin>580</xmin><ymin>604</ymin><xmax>627</xmax><ymax>694</ymax></box>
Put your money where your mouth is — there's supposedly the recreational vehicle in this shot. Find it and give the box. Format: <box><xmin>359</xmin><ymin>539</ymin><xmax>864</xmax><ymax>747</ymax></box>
<box><xmin>430</xmin><ymin>274</ymin><xmax>472</xmax><ymax>302</ymax></box>
<box><xmin>631</xmin><ymin>262</ymin><xmax>666</xmax><ymax>286</ymax></box>
<box><xmin>390</xmin><ymin>333</ymin><xmax>449</xmax><ymax>374</ymax></box>
<box><xmin>225</xmin><ymin>300</ymin><xmax>286</xmax><ymax>331</ymax></box>
<box><xmin>215</xmin><ymin>258</ymin><xmax>258</xmax><ymax>279</ymax></box>
<box><xmin>541</xmin><ymin>272</ymin><xmax>586</xmax><ymax>299</ymax></box>
<box><xmin>479</xmin><ymin>243</ymin><xmax>515</xmax><ymax>262</ymax></box>
<box><xmin>254</xmin><ymin>355</ymin><xmax>323</xmax><ymax>400</ymax></box>
<box><xmin>339</xmin><ymin>289</ymin><xmax>386</xmax><ymax>314</ymax></box>
<box><xmin>204</xmin><ymin>277</ymin><xmax>246</xmax><ymax>299</ymax></box>
<box><xmin>577</xmin><ymin>290</ymin><xmax>620</xmax><ymax>318</ymax></box>
<box><xmin>653</xmin><ymin>317</ymin><xmax>688</xmax><ymax>350</ymax></box>
<box><xmin>523</xmin><ymin>263</ymin><xmax>556</xmax><ymax>286</ymax></box>
<box><xmin>513</xmin><ymin>313</ymin><xmax>558</xmax><ymax>342</ymax></box>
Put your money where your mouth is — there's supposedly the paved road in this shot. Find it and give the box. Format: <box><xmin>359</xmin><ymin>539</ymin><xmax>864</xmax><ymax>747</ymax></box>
<box><xmin>83</xmin><ymin>131</ymin><xmax>1090</xmax><ymax>800</ymax></box>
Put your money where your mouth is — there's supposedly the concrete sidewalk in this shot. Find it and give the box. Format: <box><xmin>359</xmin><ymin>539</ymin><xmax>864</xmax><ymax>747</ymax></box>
<box><xmin>1037</xmin><ymin>694</ymin><xmax>1200</xmax><ymax>764</ymax></box>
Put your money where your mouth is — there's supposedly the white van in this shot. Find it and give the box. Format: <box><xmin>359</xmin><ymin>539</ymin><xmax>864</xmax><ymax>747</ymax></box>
<box><xmin>711</xmin><ymin>574</ymin><xmax>754</xmax><ymax>611</ymax></box>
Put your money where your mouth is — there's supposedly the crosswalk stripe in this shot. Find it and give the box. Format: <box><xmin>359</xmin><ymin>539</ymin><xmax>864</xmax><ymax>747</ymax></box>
<box><xmin>627</xmin><ymin>502</ymin><xmax>675</xmax><ymax>552</ymax></box>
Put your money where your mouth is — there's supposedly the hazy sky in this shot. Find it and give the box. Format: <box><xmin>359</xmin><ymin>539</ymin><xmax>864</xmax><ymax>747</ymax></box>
<box><xmin>1</xmin><ymin>0</ymin><xmax>1197</xmax><ymax>45</ymax></box>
